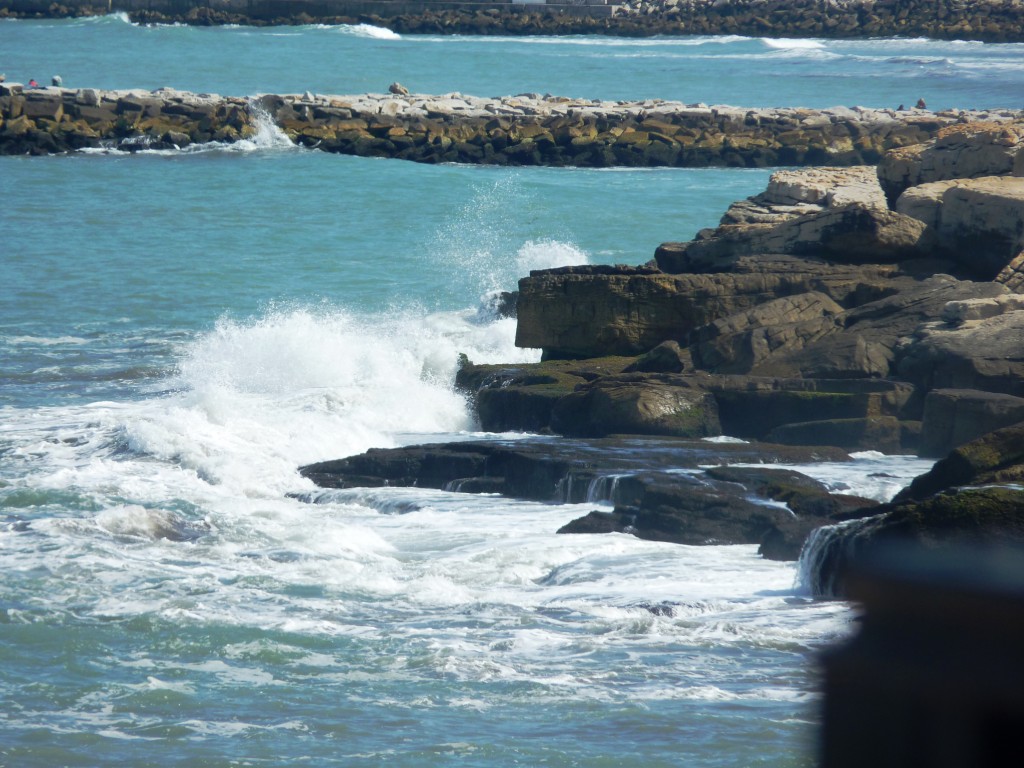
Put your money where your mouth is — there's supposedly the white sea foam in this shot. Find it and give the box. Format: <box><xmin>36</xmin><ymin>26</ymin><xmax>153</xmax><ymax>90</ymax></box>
<box><xmin>411</xmin><ymin>34</ymin><xmax>749</xmax><ymax>48</ymax></box>
<box><xmin>8</xmin><ymin>335</ymin><xmax>92</xmax><ymax>346</ymax></box>
<box><xmin>113</xmin><ymin>306</ymin><xmax>494</xmax><ymax>495</ymax></box>
<box><xmin>335</xmin><ymin>23</ymin><xmax>402</xmax><ymax>40</ymax></box>
<box><xmin>727</xmin><ymin>452</ymin><xmax>930</xmax><ymax>503</ymax></box>
<box><xmin>0</xmin><ymin>300</ymin><xmax>540</xmax><ymax>514</ymax></box>
<box><xmin>75</xmin><ymin>11</ymin><xmax>133</xmax><ymax>25</ymax></box>
<box><xmin>761</xmin><ymin>37</ymin><xmax>827</xmax><ymax>50</ymax></box>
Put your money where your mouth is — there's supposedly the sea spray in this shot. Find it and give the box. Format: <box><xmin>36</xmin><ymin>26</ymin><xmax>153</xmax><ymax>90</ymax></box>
<box><xmin>243</xmin><ymin>98</ymin><xmax>297</xmax><ymax>151</ymax></box>
<box><xmin>121</xmin><ymin>307</ymin><xmax>487</xmax><ymax>493</ymax></box>
<box><xmin>335</xmin><ymin>23</ymin><xmax>402</xmax><ymax>40</ymax></box>
<box><xmin>432</xmin><ymin>174</ymin><xmax>590</xmax><ymax>300</ymax></box>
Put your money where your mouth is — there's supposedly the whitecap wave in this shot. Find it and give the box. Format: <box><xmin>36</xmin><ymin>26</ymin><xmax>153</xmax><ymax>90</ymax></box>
<box><xmin>335</xmin><ymin>23</ymin><xmax>401</xmax><ymax>40</ymax></box>
<box><xmin>761</xmin><ymin>37</ymin><xmax>826</xmax><ymax>50</ymax></box>
<box><xmin>74</xmin><ymin>11</ymin><xmax>133</xmax><ymax>25</ymax></box>
<box><xmin>410</xmin><ymin>33</ymin><xmax>749</xmax><ymax>48</ymax></box>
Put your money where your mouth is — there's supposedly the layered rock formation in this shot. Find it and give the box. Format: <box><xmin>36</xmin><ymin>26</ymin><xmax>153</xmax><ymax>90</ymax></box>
<box><xmin>3</xmin><ymin>83</ymin><xmax>1019</xmax><ymax>169</ymax></box>
<box><xmin>340</xmin><ymin>119</ymin><xmax>1024</xmax><ymax>566</ymax></box>
<box><xmin>507</xmin><ymin>124</ymin><xmax>1024</xmax><ymax>458</ymax></box>
<box><xmin>303</xmin><ymin>124</ymin><xmax>1024</xmax><ymax>563</ymax></box>
<box><xmin>5</xmin><ymin>0</ymin><xmax>1024</xmax><ymax>43</ymax></box>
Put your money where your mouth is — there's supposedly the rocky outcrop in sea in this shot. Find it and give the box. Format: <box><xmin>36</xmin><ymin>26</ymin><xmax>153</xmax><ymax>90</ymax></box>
<box><xmin>301</xmin><ymin>119</ymin><xmax>1024</xmax><ymax>587</ymax></box>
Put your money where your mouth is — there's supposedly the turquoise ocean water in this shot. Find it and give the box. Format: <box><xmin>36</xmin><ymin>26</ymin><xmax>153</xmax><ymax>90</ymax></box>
<box><xmin>1</xmin><ymin>16</ymin><xmax>1018</xmax><ymax>766</ymax></box>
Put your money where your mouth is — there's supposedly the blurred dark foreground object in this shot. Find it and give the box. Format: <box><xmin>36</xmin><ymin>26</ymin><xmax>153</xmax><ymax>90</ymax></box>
<box><xmin>821</xmin><ymin>545</ymin><xmax>1024</xmax><ymax>767</ymax></box>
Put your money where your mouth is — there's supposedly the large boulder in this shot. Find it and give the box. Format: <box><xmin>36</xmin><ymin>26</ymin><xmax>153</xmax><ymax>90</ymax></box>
<box><xmin>877</xmin><ymin>121</ymin><xmax>1024</xmax><ymax>205</ymax></box>
<box><xmin>800</xmin><ymin>419</ymin><xmax>1024</xmax><ymax>596</ymax></box>
<box><xmin>300</xmin><ymin>435</ymin><xmax>851</xmax><ymax>507</ymax></box>
<box><xmin>455</xmin><ymin>356</ymin><xmax>636</xmax><ymax>433</ymax></box>
<box><xmin>896</xmin><ymin>307</ymin><xmax>1024</xmax><ymax>398</ymax></box>
<box><xmin>516</xmin><ymin>258</ymin><xmax>903</xmax><ymax>359</ymax></box>
<box><xmin>896</xmin><ymin>420</ymin><xmax>1024</xmax><ymax>502</ymax></box>
<box><xmin>719</xmin><ymin>165</ymin><xmax>888</xmax><ymax>226</ymax></box>
<box><xmin>895</xmin><ymin>176</ymin><xmax>1024</xmax><ymax>279</ymax></box>
<box><xmin>557</xmin><ymin>464</ymin><xmax>871</xmax><ymax>555</ymax></box>
<box><xmin>546</xmin><ymin>373</ymin><xmax>917</xmax><ymax>448</ymax></box>
<box><xmin>765</xmin><ymin>204</ymin><xmax>935</xmax><ymax>264</ymax></box>
<box><xmin>689</xmin><ymin>291</ymin><xmax>843</xmax><ymax>374</ymax></box>
<box><xmin>658</xmin><ymin>204</ymin><xmax>934</xmax><ymax>272</ymax></box>
<box><xmin>557</xmin><ymin>471</ymin><xmax>788</xmax><ymax>547</ymax></box>
<box><xmin>710</xmin><ymin>376</ymin><xmax>917</xmax><ymax>442</ymax></box>
<box><xmin>804</xmin><ymin>487</ymin><xmax>1024</xmax><ymax>598</ymax></box>
<box><xmin>919</xmin><ymin>389</ymin><xmax>1024</xmax><ymax>457</ymax></box>
<box><xmin>550</xmin><ymin>373</ymin><xmax>721</xmax><ymax>438</ymax></box>
<box><xmin>721</xmin><ymin>275</ymin><xmax>1008</xmax><ymax>381</ymax></box>
<box><xmin>458</xmin><ymin>352</ymin><xmax>919</xmax><ymax>447</ymax></box>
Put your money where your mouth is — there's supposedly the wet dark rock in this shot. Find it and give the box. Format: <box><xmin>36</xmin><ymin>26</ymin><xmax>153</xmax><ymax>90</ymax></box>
<box><xmin>704</xmin><ymin>465</ymin><xmax>876</xmax><ymax>560</ymax></box>
<box><xmin>301</xmin><ymin>436</ymin><xmax>850</xmax><ymax>502</ymax></box>
<box><xmin>767</xmin><ymin>416</ymin><xmax>906</xmax><ymax>453</ymax></box>
<box><xmin>550</xmin><ymin>373</ymin><xmax>721</xmax><ymax>438</ymax></box>
<box><xmin>558</xmin><ymin>470</ymin><xmax>782</xmax><ymax>547</ymax></box>
<box><xmin>895</xmin><ymin>420</ymin><xmax>1024</xmax><ymax>502</ymax></box>
<box><xmin>896</xmin><ymin>307</ymin><xmax>1024</xmax><ymax>398</ymax></box>
<box><xmin>557</xmin><ymin>463</ymin><xmax>872</xmax><ymax>554</ymax></box>
<box><xmin>622</xmin><ymin>339</ymin><xmax>689</xmax><ymax>373</ymax></box>
<box><xmin>919</xmin><ymin>389</ymin><xmax>1024</xmax><ymax>457</ymax></box>
<box><xmin>455</xmin><ymin>356</ymin><xmax>637</xmax><ymax>434</ymax></box>
<box><xmin>302</xmin><ymin>436</ymin><xmax>853</xmax><ymax>554</ymax></box>
<box><xmin>802</xmin><ymin>420</ymin><xmax>1024</xmax><ymax>597</ymax></box>
<box><xmin>804</xmin><ymin>487</ymin><xmax>1024</xmax><ymax>598</ymax></box>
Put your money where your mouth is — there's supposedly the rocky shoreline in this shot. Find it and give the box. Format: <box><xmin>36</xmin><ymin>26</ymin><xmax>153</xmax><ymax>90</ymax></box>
<box><xmin>6</xmin><ymin>80</ymin><xmax>1023</xmax><ymax>597</ymax></box>
<box><xmin>2</xmin><ymin>83</ymin><xmax>1021</xmax><ymax>168</ymax></box>
<box><xmin>300</xmin><ymin>118</ymin><xmax>1024</xmax><ymax>593</ymax></box>
<box><xmin>4</xmin><ymin>0</ymin><xmax>1024</xmax><ymax>43</ymax></box>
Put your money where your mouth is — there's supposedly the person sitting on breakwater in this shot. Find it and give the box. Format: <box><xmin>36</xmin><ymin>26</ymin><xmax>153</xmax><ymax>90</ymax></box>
<box><xmin>28</xmin><ymin>78</ymin><xmax>38</xmax><ymax>88</ymax></box>
<box><xmin>52</xmin><ymin>75</ymin><xmax>62</xmax><ymax>87</ymax></box>
<box><xmin>916</xmin><ymin>98</ymin><xmax>927</xmax><ymax>109</ymax></box>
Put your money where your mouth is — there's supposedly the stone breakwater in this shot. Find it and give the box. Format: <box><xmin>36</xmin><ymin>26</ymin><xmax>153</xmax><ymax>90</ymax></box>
<box><xmin>0</xmin><ymin>86</ymin><xmax>256</xmax><ymax>155</ymax></box>
<box><xmin>4</xmin><ymin>0</ymin><xmax>1024</xmax><ymax>43</ymax></box>
<box><xmin>2</xmin><ymin>83</ymin><xmax>1021</xmax><ymax>167</ymax></box>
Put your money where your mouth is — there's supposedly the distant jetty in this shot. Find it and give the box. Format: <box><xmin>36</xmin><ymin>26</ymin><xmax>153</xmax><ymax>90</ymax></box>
<box><xmin>2</xmin><ymin>83</ymin><xmax>1021</xmax><ymax>167</ymax></box>
<box><xmin>3</xmin><ymin>0</ymin><xmax>1024</xmax><ymax>42</ymax></box>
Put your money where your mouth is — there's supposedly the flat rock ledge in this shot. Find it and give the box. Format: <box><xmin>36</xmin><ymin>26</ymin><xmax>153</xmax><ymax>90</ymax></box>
<box><xmin>2</xmin><ymin>83</ymin><xmax>1020</xmax><ymax>168</ymax></box>
<box><xmin>5</xmin><ymin>0</ymin><xmax>1024</xmax><ymax>43</ymax></box>
<box><xmin>299</xmin><ymin>436</ymin><xmax>865</xmax><ymax>561</ymax></box>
